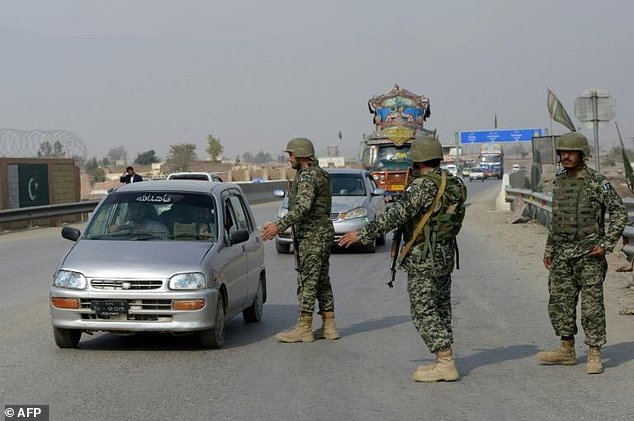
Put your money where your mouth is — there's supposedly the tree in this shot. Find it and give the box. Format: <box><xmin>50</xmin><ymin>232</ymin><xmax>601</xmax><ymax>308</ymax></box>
<box><xmin>37</xmin><ymin>141</ymin><xmax>65</xmax><ymax>157</ymax></box>
<box><xmin>52</xmin><ymin>141</ymin><xmax>65</xmax><ymax>157</ymax></box>
<box><xmin>243</xmin><ymin>152</ymin><xmax>254</xmax><ymax>163</ymax></box>
<box><xmin>168</xmin><ymin>143</ymin><xmax>197</xmax><ymax>172</ymax></box>
<box><xmin>37</xmin><ymin>141</ymin><xmax>52</xmax><ymax>157</ymax></box>
<box><xmin>107</xmin><ymin>146</ymin><xmax>128</xmax><ymax>165</ymax></box>
<box><xmin>134</xmin><ymin>150</ymin><xmax>159</xmax><ymax>165</ymax></box>
<box><xmin>254</xmin><ymin>150</ymin><xmax>272</xmax><ymax>164</ymax></box>
<box><xmin>206</xmin><ymin>134</ymin><xmax>223</xmax><ymax>162</ymax></box>
<box><xmin>84</xmin><ymin>156</ymin><xmax>106</xmax><ymax>183</ymax></box>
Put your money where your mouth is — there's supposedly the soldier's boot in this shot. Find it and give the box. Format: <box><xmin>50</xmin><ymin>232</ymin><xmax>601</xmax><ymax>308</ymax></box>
<box><xmin>586</xmin><ymin>346</ymin><xmax>604</xmax><ymax>374</ymax></box>
<box><xmin>412</xmin><ymin>348</ymin><xmax>459</xmax><ymax>382</ymax></box>
<box><xmin>536</xmin><ymin>339</ymin><xmax>576</xmax><ymax>365</ymax></box>
<box><xmin>313</xmin><ymin>311</ymin><xmax>340</xmax><ymax>340</ymax></box>
<box><xmin>275</xmin><ymin>313</ymin><xmax>314</xmax><ymax>343</ymax></box>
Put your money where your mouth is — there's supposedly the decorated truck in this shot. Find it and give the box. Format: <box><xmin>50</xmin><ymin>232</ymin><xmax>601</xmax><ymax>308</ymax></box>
<box><xmin>359</xmin><ymin>85</ymin><xmax>436</xmax><ymax>200</ymax></box>
<box><xmin>479</xmin><ymin>144</ymin><xmax>504</xmax><ymax>180</ymax></box>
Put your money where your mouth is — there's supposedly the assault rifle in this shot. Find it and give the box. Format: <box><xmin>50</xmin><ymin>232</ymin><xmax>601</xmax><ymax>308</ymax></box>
<box><xmin>388</xmin><ymin>227</ymin><xmax>403</xmax><ymax>288</ymax></box>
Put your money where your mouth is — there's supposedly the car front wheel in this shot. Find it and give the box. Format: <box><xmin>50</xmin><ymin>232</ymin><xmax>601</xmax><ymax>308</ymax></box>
<box><xmin>243</xmin><ymin>277</ymin><xmax>264</xmax><ymax>323</ymax></box>
<box><xmin>200</xmin><ymin>295</ymin><xmax>225</xmax><ymax>349</ymax></box>
<box><xmin>53</xmin><ymin>327</ymin><xmax>81</xmax><ymax>348</ymax></box>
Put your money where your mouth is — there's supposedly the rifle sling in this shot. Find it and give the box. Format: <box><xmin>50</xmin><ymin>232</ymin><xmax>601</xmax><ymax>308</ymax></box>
<box><xmin>397</xmin><ymin>172</ymin><xmax>447</xmax><ymax>265</ymax></box>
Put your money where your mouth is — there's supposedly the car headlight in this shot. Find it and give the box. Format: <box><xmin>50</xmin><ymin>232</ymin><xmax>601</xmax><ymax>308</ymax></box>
<box><xmin>277</xmin><ymin>208</ymin><xmax>288</xmax><ymax>219</ymax></box>
<box><xmin>340</xmin><ymin>207</ymin><xmax>368</xmax><ymax>220</ymax></box>
<box><xmin>54</xmin><ymin>270</ymin><xmax>87</xmax><ymax>289</ymax></box>
<box><xmin>169</xmin><ymin>273</ymin><xmax>206</xmax><ymax>290</ymax></box>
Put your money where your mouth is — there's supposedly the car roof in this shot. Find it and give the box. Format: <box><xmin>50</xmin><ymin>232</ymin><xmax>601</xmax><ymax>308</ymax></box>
<box><xmin>114</xmin><ymin>180</ymin><xmax>237</xmax><ymax>195</ymax></box>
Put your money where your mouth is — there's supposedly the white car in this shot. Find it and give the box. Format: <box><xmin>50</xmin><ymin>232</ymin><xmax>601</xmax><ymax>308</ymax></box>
<box><xmin>442</xmin><ymin>164</ymin><xmax>458</xmax><ymax>177</ymax></box>
<box><xmin>167</xmin><ymin>172</ymin><xmax>223</xmax><ymax>182</ymax></box>
<box><xmin>469</xmin><ymin>167</ymin><xmax>485</xmax><ymax>182</ymax></box>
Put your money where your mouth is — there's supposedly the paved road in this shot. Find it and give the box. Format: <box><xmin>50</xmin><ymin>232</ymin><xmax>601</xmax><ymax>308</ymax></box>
<box><xmin>0</xmin><ymin>180</ymin><xmax>632</xmax><ymax>420</ymax></box>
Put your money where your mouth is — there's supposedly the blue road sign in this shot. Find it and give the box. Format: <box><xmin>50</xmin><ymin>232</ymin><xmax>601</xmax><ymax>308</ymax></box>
<box><xmin>460</xmin><ymin>128</ymin><xmax>543</xmax><ymax>143</ymax></box>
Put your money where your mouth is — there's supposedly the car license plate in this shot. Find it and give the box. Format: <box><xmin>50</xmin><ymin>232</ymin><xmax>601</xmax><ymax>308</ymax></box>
<box><xmin>91</xmin><ymin>301</ymin><xmax>129</xmax><ymax>316</ymax></box>
<box><xmin>391</xmin><ymin>184</ymin><xmax>405</xmax><ymax>191</ymax></box>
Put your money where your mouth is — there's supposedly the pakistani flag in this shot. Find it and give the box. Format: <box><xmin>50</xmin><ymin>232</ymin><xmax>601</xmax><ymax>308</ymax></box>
<box><xmin>546</xmin><ymin>88</ymin><xmax>576</xmax><ymax>132</ymax></box>
<box><xmin>7</xmin><ymin>164</ymin><xmax>50</xmax><ymax>208</ymax></box>
<box><xmin>616</xmin><ymin>121</ymin><xmax>634</xmax><ymax>193</ymax></box>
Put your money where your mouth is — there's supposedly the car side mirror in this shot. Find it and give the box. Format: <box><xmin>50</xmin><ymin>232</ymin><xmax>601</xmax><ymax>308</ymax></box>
<box><xmin>372</xmin><ymin>188</ymin><xmax>385</xmax><ymax>196</ymax></box>
<box><xmin>273</xmin><ymin>189</ymin><xmax>286</xmax><ymax>198</ymax></box>
<box><xmin>230</xmin><ymin>229</ymin><xmax>249</xmax><ymax>245</ymax></box>
<box><xmin>62</xmin><ymin>226</ymin><xmax>81</xmax><ymax>242</ymax></box>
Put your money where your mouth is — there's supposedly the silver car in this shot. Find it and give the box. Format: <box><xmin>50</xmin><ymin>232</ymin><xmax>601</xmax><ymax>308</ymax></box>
<box><xmin>275</xmin><ymin>168</ymin><xmax>386</xmax><ymax>253</ymax></box>
<box><xmin>50</xmin><ymin>180</ymin><xmax>266</xmax><ymax>349</ymax></box>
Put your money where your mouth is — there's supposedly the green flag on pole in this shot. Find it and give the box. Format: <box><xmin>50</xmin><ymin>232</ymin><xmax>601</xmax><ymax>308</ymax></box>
<box><xmin>546</xmin><ymin>88</ymin><xmax>576</xmax><ymax>132</ymax></box>
<box><xmin>616</xmin><ymin>121</ymin><xmax>634</xmax><ymax>193</ymax></box>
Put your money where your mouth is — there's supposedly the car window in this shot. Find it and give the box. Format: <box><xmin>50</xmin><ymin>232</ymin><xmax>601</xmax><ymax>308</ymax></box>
<box><xmin>331</xmin><ymin>174</ymin><xmax>366</xmax><ymax>196</ymax></box>
<box><xmin>168</xmin><ymin>173</ymin><xmax>209</xmax><ymax>181</ymax></box>
<box><xmin>84</xmin><ymin>191</ymin><xmax>217</xmax><ymax>241</ymax></box>
<box><xmin>228</xmin><ymin>195</ymin><xmax>250</xmax><ymax>231</ymax></box>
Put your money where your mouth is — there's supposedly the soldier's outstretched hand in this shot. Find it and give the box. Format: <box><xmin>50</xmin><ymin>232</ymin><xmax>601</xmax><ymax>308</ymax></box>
<box><xmin>543</xmin><ymin>256</ymin><xmax>552</xmax><ymax>270</ymax></box>
<box><xmin>260</xmin><ymin>223</ymin><xmax>279</xmax><ymax>241</ymax></box>
<box><xmin>339</xmin><ymin>231</ymin><xmax>359</xmax><ymax>248</ymax></box>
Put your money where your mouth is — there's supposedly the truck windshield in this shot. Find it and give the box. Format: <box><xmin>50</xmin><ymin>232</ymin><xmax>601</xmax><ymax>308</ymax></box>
<box><xmin>375</xmin><ymin>145</ymin><xmax>411</xmax><ymax>169</ymax></box>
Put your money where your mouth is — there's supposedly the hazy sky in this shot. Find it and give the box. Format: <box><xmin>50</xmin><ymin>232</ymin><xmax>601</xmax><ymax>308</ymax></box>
<box><xmin>1</xmin><ymin>0</ymin><xmax>632</xmax><ymax>161</ymax></box>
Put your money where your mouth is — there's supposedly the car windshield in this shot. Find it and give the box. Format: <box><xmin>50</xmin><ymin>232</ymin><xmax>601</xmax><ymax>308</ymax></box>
<box><xmin>84</xmin><ymin>191</ymin><xmax>218</xmax><ymax>242</ymax></box>
<box><xmin>331</xmin><ymin>174</ymin><xmax>366</xmax><ymax>196</ymax></box>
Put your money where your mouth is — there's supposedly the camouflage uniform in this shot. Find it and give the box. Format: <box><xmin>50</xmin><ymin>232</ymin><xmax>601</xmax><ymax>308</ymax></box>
<box><xmin>357</xmin><ymin>168</ymin><xmax>465</xmax><ymax>353</ymax></box>
<box><xmin>544</xmin><ymin>166</ymin><xmax>627</xmax><ymax>347</ymax></box>
<box><xmin>276</xmin><ymin>161</ymin><xmax>335</xmax><ymax>314</ymax></box>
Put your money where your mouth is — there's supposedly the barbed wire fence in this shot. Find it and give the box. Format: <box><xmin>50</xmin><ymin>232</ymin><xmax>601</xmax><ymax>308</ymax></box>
<box><xmin>0</xmin><ymin>129</ymin><xmax>87</xmax><ymax>164</ymax></box>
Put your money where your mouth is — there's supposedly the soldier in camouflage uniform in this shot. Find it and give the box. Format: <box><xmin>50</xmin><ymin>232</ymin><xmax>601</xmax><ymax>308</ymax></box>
<box><xmin>340</xmin><ymin>136</ymin><xmax>467</xmax><ymax>382</ymax></box>
<box><xmin>537</xmin><ymin>132</ymin><xmax>627</xmax><ymax>374</ymax></box>
<box><xmin>261</xmin><ymin>138</ymin><xmax>339</xmax><ymax>343</ymax></box>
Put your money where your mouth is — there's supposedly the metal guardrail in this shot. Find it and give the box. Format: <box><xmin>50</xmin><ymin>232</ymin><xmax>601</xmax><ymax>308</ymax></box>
<box><xmin>504</xmin><ymin>187</ymin><xmax>553</xmax><ymax>226</ymax></box>
<box><xmin>0</xmin><ymin>201</ymin><xmax>100</xmax><ymax>225</ymax></box>
<box><xmin>505</xmin><ymin>186</ymin><xmax>634</xmax><ymax>260</ymax></box>
<box><xmin>0</xmin><ymin>181</ymin><xmax>287</xmax><ymax>228</ymax></box>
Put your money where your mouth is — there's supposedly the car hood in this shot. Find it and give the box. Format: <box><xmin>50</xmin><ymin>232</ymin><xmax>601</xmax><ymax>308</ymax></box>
<box><xmin>331</xmin><ymin>196</ymin><xmax>367</xmax><ymax>213</ymax></box>
<box><xmin>61</xmin><ymin>240</ymin><xmax>213</xmax><ymax>278</ymax></box>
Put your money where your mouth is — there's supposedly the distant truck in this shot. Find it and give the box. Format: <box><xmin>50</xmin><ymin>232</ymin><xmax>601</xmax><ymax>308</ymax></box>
<box><xmin>359</xmin><ymin>84</ymin><xmax>436</xmax><ymax>201</ymax></box>
<box><xmin>479</xmin><ymin>144</ymin><xmax>503</xmax><ymax>179</ymax></box>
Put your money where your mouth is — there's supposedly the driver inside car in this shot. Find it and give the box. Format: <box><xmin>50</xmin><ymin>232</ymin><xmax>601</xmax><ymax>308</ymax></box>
<box><xmin>109</xmin><ymin>203</ymin><xmax>169</xmax><ymax>238</ymax></box>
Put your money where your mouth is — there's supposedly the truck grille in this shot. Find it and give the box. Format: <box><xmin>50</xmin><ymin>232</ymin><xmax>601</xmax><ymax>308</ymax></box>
<box><xmin>91</xmin><ymin>279</ymin><xmax>163</xmax><ymax>290</ymax></box>
<box><xmin>331</xmin><ymin>212</ymin><xmax>340</xmax><ymax>221</ymax></box>
<box><xmin>385</xmin><ymin>171</ymin><xmax>408</xmax><ymax>183</ymax></box>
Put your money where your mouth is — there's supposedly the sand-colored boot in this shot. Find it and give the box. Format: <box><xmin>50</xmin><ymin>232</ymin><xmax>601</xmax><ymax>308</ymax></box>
<box><xmin>586</xmin><ymin>346</ymin><xmax>603</xmax><ymax>374</ymax></box>
<box><xmin>536</xmin><ymin>339</ymin><xmax>576</xmax><ymax>365</ymax></box>
<box><xmin>412</xmin><ymin>348</ymin><xmax>459</xmax><ymax>382</ymax></box>
<box><xmin>276</xmin><ymin>313</ymin><xmax>314</xmax><ymax>343</ymax></box>
<box><xmin>313</xmin><ymin>311</ymin><xmax>340</xmax><ymax>340</ymax></box>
